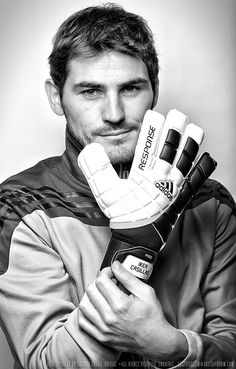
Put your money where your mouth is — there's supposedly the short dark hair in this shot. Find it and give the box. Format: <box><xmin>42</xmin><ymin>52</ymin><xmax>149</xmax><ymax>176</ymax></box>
<box><xmin>48</xmin><ymin>3</ymin><xmax>159</xmax><ymax>97</ymax></box>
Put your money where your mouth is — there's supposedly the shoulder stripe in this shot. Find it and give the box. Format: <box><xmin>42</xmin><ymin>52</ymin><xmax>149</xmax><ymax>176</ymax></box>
<box><xmin>0</xmin><ymin>186</ymin><xmax>108</xmax><ymax>224</ymax></box>
<box><xmin>0</xmin><ymin>185</ymin><xmax>108</xmax><ymax>274</ymax></box>
<box><xmin>187</xmin><ymin>179</ymin><xmax>236</xmax><ymax>216</ymax></box>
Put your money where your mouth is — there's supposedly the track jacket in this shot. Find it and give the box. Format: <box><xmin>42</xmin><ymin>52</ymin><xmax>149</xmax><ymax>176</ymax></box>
<box><xmin>0</xmin><ymin>128</ymin><xmax>236</xmax><ymax>369</ymax></box>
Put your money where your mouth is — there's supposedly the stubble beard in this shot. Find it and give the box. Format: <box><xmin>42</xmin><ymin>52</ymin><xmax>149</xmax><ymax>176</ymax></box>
<box><xmin>103</xmin><ymin>141</ymin><xmax>137</xmax><ymax>165</ymax></box>
<box><xmin>67</xmin><ymin>121</ymin><xmax>140</xmax><ymax>165</ymax></box>
<box><xmin>73</xmin><ymin>130</ymin><xmax>137</xmax><ymax>165</ymax></box>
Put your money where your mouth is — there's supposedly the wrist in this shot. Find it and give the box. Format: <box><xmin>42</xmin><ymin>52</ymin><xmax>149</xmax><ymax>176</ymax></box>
<box><xmin>171</xmin><ymin>329</ymin><xmax>189</xmax><ymax>363</ymax></box>
<box><xmin>147</xmin><ymin>327</ymin><xmax>188</xmax><ymax>367</ymax></box>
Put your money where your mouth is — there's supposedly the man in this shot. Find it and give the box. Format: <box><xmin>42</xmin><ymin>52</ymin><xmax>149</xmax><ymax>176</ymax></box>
<box><xmin>0</xmin><ymin>4</ymin><xmax>235</xmax><ymax>369</ymax></box>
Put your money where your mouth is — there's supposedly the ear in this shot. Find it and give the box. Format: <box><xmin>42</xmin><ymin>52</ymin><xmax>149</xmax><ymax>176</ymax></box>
<box><xmin>151</xmin><ymin>79</ymin><xmax>159</xmax><ymax>109</ymax></box>
<box><xmin>45</xmin><ymin>78</ymin><xmax>64</xmax><ymax>116</ymax></box>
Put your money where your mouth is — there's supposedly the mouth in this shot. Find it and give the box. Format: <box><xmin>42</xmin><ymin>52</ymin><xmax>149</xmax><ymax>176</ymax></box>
<box><xmin>99</xmin><ymin>129</ymin><xmax>134</xmax><ymax>139</ymax></box>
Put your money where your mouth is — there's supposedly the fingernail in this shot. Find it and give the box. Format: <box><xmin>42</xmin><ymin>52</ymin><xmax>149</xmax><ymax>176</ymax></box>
<box><xmin>112</xmin><ymin>260</ymin><xmax>120</xmax><ymax>270</ymax></box>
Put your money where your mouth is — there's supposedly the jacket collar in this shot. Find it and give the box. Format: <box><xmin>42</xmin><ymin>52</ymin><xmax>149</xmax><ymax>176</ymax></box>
<box><xmin>62</xmin><ymin>125</ymin><xmax>87</xmax><ymax>184</ymax></box>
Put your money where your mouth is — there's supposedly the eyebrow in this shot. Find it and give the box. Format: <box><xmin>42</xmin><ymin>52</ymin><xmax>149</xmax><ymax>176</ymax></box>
<box><xmin>72</xmin><ymin>78</ymin><xmax>150</xmax><ymax>91</ymax></box>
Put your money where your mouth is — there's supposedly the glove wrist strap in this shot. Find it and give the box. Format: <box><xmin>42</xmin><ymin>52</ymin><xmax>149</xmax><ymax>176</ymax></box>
<box><xmin>101</xmin><ymin>237</ymin><xmax>158</xmax><ymax>281</ymax></box>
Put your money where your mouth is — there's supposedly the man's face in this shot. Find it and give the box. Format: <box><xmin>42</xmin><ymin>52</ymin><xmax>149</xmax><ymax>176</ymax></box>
<box><xmin>61</xmin><ymin>51</ymin><xmax>154</xmax><ymax>164</ymax></box>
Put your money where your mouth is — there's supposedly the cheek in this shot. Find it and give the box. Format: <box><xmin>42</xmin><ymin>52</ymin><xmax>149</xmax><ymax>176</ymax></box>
<box><xmin>72</xmin><ymin>107</ymin><xmax>101</xmax><ymax>143</ymax></box>
<box><xmin>126</xmin><ymin>95</ymin><xmax>153</xmax><ymax>121</ymax></box>
<box><xmin>64</xmin><ymin>102</ymin><xmax>93</xmax><ymax>129</ymax></box>
<box><xmin>141</xmin><ymin>92</ymin><xmax>154</xmax><ymax>110</ymax></box>
<box><xmin>74</xmin><ymin>102</ymin><xmax>102</xmax><ymax>125</ymax></box>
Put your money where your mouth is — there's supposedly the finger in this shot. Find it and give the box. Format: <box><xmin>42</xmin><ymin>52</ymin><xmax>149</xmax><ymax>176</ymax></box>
<box><xmin>129</xmin><ymin>110</ymin><xmax>164</xmax><ymax>178</ymax></box>
<box><xmin>98</xmin><ymin>265</ymin><xmax>114</xmax><ymax>278</ymax></box>
<box><xmin>78</xmin><ymin>143</ymin><xmax>141</xmax><ymax>221</ymax></box>
<box><xmin>185</xmin><ymin>152</ymin><xmax>217</xmax><ymax>193</ymax></box>
<box><xmin>77</xmin><ymin>142</ymin><xmax>119</xmax><ymax>213</ymax></box>
<box><xmin>85</xmin><ymin>280</ymin><xmax>114</xmax><ymax>320</ymax></box>
<box><xmin>111</xmin><ymin>261</ymin><xmax>151</xmax><ymax>300</ymax></box>
<box><xmin>151</xmin><ymin>110</ymin><xmax>188</xmax><ymax>209</ymax></box>
<box><xmin>79</xmin><ymin>292</ymin><xmax>108</xmax><ymax>332</ymax></box>
<box><xmin>153</xmin><ymin>109</ymin><xmax>189</xmax><ymax>178</ymax></box>
<box><xmin>95</xmin><ymin>268</ymin><xmax>130</xmax><ymax>309</ymax></box>
<box><xmin>169</xmin><ymin>123</ymin><xmax>204</xmax><ymax>185</ymax></box>
<box><xmin>99</xmin><ymin>266</ymin><xmax>119</xmax><ymax>285</ymax></box>
<box><xmin>172</xmin><ymin>152</ymin><xmax>217</xmax><ymax>214</ymax></box>
<box><xmin>78</xmin><ymin>309</ymin><xmax>105</xmax><ymax>341</ymax></box>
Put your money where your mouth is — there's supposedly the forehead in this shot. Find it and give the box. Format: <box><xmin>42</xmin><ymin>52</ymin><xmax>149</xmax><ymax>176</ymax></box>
<box><xmin>65</xmin><ymin>51</ymin><xmax>150</xmax><ymax>85</ymax></box>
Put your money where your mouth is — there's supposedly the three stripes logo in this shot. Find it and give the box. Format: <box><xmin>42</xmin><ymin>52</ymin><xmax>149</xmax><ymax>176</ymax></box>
<box><xmin>154</xmin><ymin>180</ymin><xmax>174</xmax><ymax>201</ymax></box>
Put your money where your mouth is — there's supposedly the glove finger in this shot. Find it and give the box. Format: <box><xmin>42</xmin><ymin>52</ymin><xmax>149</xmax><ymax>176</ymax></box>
<box><xmin>153</xmin><ymin>109</ymin><xmax>189</xmax><ymax>178</ymax></box>
<box><xmin>148</xmin><ymin>110</ymin><xmax>188</xmax><ymax>208</ymax></box>
<box><xmin>78</xmin><ymin>143</ymin><xmax>119</xmax><ymax>212</ymax></box>
<box><xmin>173</xmin><ymin>152</ymin><xmax>217</xmax><ymax>213</ymax></box>
<box><xmin>129</xmin><ymin>110</ymin><xmax>164</xmax><ymax>179</ymax></box>
<box><xmin>187</xmin><ymin>152</ymin><xmax>217</xmax><ymax>192</ymax></box>
<box><xmin>168</xmin><ymin>123</ymin><xmax>204</xmax><ymax>186</ymax></box>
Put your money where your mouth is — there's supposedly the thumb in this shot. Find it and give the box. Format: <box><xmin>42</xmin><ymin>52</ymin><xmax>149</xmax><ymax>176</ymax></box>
<box><xmin>111</xmin><ymin>261</ymin><xmax>149</xmax><ymax>299</ymax></box>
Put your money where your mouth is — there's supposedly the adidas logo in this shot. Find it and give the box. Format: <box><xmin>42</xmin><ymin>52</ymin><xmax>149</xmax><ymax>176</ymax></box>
<box><xmin>154</xmin><ymin>180</ymin><xmax>174</xmax><ymax>201</ymax></box>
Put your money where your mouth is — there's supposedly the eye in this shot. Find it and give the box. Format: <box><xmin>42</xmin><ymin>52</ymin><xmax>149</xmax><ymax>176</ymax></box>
<box><xmin>122</xmin><ymin>85</ymin><xmax>140</xmax><ymax>95</ymax></box>
<box><xmin>81</xmin><ymin>89</ymin><xmax>102</xmax><ymax>98</ymax></box>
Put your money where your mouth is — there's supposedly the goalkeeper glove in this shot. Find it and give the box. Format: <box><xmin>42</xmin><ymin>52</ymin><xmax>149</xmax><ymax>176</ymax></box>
<box><xmin>78</xmin><ymin>109</ymin><xmax>217</xmax><ymax>281</ymax></box>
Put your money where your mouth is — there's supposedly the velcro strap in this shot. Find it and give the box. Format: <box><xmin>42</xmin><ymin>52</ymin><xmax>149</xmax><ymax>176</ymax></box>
<box><xmin>101</xmin><ymin>237</ymin><xmax>158</xmax><ymax>281</ymax></box>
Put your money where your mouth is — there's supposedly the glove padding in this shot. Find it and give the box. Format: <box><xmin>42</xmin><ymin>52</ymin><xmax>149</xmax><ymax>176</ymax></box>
<box><xmin>78</xmin><ymin>109</ymin><xmax>217</xmax><ymax>280</ymax></box>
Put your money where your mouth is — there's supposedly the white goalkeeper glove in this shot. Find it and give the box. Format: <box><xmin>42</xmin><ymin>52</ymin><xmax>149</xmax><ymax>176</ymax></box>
<box><xmin>78</xmin><ymin>109</ymin><xmax>217</xmax><ymax>281</ymax></box>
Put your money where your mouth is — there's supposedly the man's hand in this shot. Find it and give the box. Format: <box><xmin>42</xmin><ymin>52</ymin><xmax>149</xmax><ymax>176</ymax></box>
<box><xmin>79</xmin><ymin>261</ymin><xmax>188</xmax><ymax>364</ymax></box>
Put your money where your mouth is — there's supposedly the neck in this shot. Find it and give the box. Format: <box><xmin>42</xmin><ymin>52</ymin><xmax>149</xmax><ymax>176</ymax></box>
<box><xmin>113</xmin><ymin>162</ymin><xmax>132</xmax><ymax>179</ymax></box>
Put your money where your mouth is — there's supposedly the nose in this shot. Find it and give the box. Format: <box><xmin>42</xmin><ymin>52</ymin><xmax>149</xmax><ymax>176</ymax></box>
<box><xmin>102</xmin><ymin>93</ymin><xmax>125</xmax><ymax>124</ymax></box>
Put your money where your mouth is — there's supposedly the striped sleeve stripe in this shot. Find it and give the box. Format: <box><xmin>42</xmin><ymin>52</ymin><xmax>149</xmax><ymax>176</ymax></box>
<box><xmin>186</xmin><ymin>179</ymin><xmax>236</xmax><ymax>215</ymax></box>
<box><xmin>0</xmin><ymin>185</ymin><xmax>109</xmax><ymax>274</ymax></box>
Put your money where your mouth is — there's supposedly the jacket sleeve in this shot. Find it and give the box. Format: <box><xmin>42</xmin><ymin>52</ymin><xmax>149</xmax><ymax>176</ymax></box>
<box><xmin>199</xmin><ymin>197</ymin><xmax>236</xmax><ymax>366</ymax></box>
<box><xmin>0</xmin><ymin>206</ymin><xmax>119</xmax><ymax>369</ymax></box>
<box><xmin>172</xmin><ymin>195</ymin><xmax>236</xmax><ymax>368</ymax></box>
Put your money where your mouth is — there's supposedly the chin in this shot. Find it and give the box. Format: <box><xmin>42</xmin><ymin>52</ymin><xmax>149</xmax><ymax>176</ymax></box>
<box><xmin>106</xmin><ymin>144</ymin><xmax>135</xmax><ymax>165</ymax></box>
